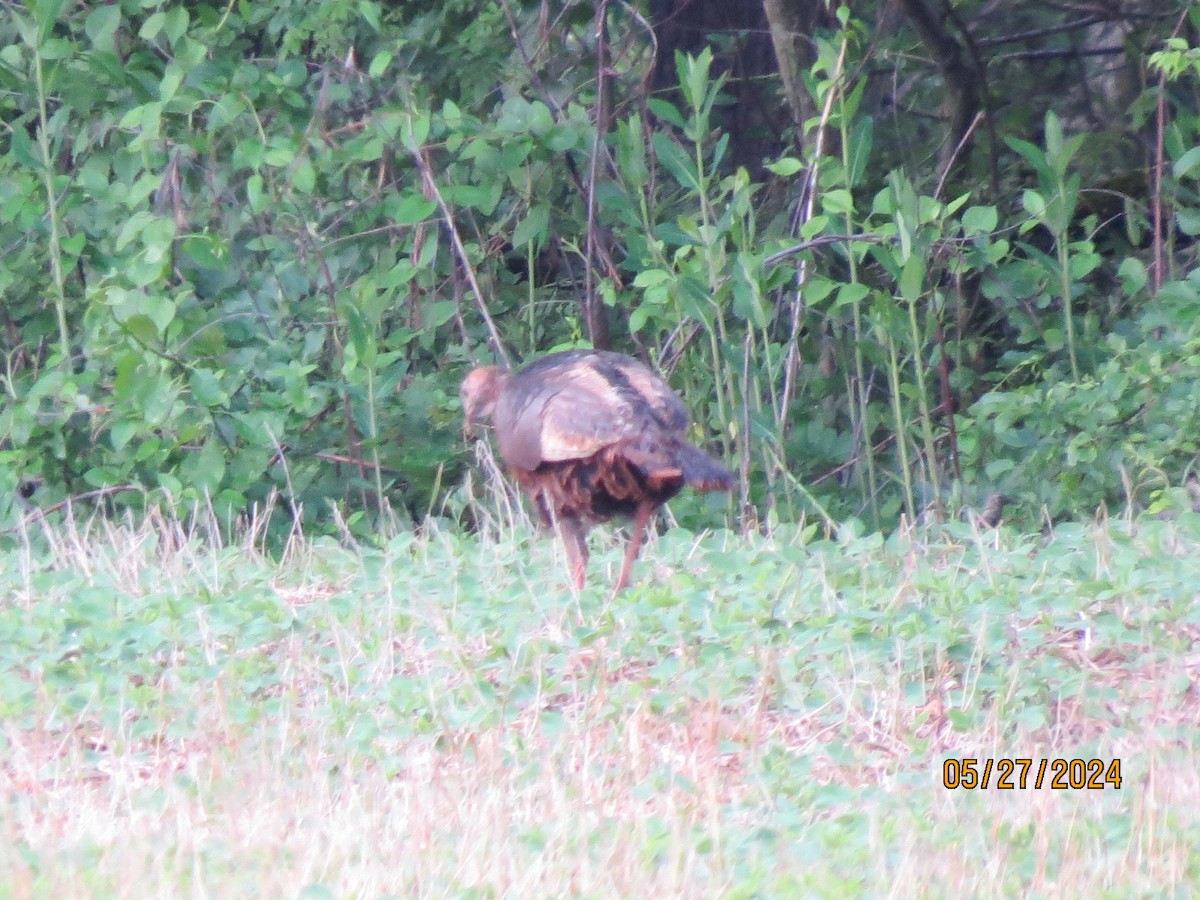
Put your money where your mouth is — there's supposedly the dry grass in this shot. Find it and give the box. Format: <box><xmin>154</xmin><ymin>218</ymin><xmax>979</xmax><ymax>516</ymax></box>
<box><xmin>2</xmin><ymin>504</ymin><xmax>1200</xmax><ymax>896</ymax></box>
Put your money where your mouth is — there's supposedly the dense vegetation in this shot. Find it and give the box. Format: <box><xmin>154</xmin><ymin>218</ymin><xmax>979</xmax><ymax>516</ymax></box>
<box><xmin>4</xmin><ymin>0</ymin><xmax>1200</xmax><ymax>535</ymax></box>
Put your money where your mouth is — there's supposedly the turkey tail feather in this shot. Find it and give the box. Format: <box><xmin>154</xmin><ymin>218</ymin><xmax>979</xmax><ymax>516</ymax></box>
<box><xmin>674</xmin><ymin>442</ymin><xmax>735</xmax><ymax>492</ymax></box>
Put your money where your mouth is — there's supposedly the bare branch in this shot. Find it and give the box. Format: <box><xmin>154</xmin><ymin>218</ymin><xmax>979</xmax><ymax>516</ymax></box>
<box><xmin>406</xmin><ymin>144</ymin><xmax>511</xmax><ymax>369</ymax></box>
<box><xmin>976</xmin><ymin>16</ymin><xmax>1104</xmax><ymax>48</ymax></box>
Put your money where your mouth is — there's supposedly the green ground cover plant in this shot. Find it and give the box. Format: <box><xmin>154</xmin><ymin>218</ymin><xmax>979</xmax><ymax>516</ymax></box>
<box><xmin>3</xmin><ymin>498</ymin><xmax>1198</xmax><ymax>895</ymax></box>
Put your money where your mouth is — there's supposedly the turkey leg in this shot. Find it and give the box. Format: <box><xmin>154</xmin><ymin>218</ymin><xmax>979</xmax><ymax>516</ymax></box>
<box><xmin>557</xmin><ymin>516</ymin><xmax>589</xmax><ymax>589</ymax></box>
<box><xmin>614</xmin><ymin>500</ymin><xmax>656</xmax><ymax>594</ymax></box>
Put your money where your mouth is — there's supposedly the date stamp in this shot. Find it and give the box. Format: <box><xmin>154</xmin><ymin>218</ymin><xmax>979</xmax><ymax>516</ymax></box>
<box><xmin>943</xmin><ymin>758</ymin><xmax>1122</xmax><ymax>790</ymax></box>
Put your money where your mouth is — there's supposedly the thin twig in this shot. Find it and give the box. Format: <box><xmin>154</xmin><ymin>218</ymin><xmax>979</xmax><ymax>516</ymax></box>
<box><xmin>496</xmin><ymin>0</ymin><xmax>564</xmax><ymax>117</ymax></box>
<box><xmin>1150</xmin><ymin>6</ymin><xmax>1192</xmax><ymax>297</ymax></box>
<box><xmin>1152</xmin><ymin>66</ymin><xmax>1165</xmax><ymax>295</ymax></box>
<box><xmin>584</xmin><ymin>0</ymin><xmax>611</xmax><ymax>348</ymax></box>
<box><xmin>994</xmin><ymin>45</ymin><xmax>1126</xmax><ymax>63</ymax></box>
<box><xmin>615</xmin><ymin>0</ymin><xmax>659</xmax><ymax>98</ymax></box>
<box><xmin>406</xmin><ymin>141</ymin><xmax>511</xmax><ymax>368</ymax></box>
<box><xmin>934</xmin><ymin>111</ymin><xmax>984</xmax><ymax>200</ymax></box>
<box><xmin>779</xmin><ymin>37</ymin><xmax>845</xmax><ymax>422</ymax></box>
<box><xmin>10</xmin><ymin>485</ymin><xmax>141</xmax><ymax>533</ymax></box>
<box><xmin>763</xmin><ymin>233</ymin><xmax>884</xmax><ymax>268</ymax></box>
<box><xmin>975</xmin><ymin>16</ymin><xmax>1104</xmax><ymax>48</ymax></box>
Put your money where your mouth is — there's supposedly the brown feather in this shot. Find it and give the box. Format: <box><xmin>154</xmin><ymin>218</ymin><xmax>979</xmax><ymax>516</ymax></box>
<box><xmin>461</xmin><ymin>350</ymin><xmax>734</xmax><ymax>591</ymax></box>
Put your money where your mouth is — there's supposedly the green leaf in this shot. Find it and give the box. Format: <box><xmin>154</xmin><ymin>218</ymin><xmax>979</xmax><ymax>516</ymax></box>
<box><xmin>731</xmin><ymin>253</ymin><xmax>768</xmax><ymax>327</ymax></box>
<box><xmin>368</xmin><ymin>50</ymin><xmax>393</xmax><ymax>78</ymax></box>
<box><xmin>947</xmin><ymin>709</ymin><xmax>972</xmax><ymax>731</ymax></box>
<box><xmin>961</xmin><ymin>205</ymin><xmax>997</xmax><ymax>236</ymax></box>
<box><xmin>899</xmin><ymin>255</ymin><xmax>925</xmax><ymax>303</ymax></box>
<box><xmin>123</xmin><ymin>314</ymin><xmax>160</xmax><ymax>344</ymax></box>
<box><xmin>181</xmin><ymin>233</ymin><xmax>229</xmax><ymax>270</ymax></box>
<box><xmin>1176</xmin><ymin>207</ymin><xmax>1200</xmax><ymax>236</ymax></box>
<box><xmin>424</xmin><ymin>300</ymin><xmax>457</xmax><ymax>329</ymax></box>
<box><xmin>246</xmin><ymin>174</ymin><xmax>265</xmax><ymax>212</ymax></box>
<box><xmin>615</xmin><ymin>118</ymin><xmax>648</xmax><ymax>189</ymax></box>
<box><xmin>358</xmin><ymin>0</ymin><xmax>382</xmax><ymax>33</ymax></box>
<box><xmin>821</xmin><ymin>189</ymin><xmax>855</xmax><ymax>216</ymax></box>
<box><xmin>9</xmin><ymin>127</ymin><xmax>42</xmax><ymax>171</ymax></box>
<box><xmin>1021</xmin><ymin>189</ymin><xmax>1047</xmax><ymax>221</ymax></box>
<box><xmin>803</xmin><ymin>276</ymin><xmax>836</xmax><ymax>306</ymax></box>
<box><xmin>633</xmin><ymin>268</ymin><xmax>671</xmax><ymax>289</ymax></box>
<box><xmin>765</xmin><ymin>157</ymin><xmax>803</xmax><ymax>177</ymax></box>
<box><xmin>944</xmin><ymin>192</ymin><xmax>970</xmax><ymax>217</ymax></box>
<box><xmin>830</xmin><ymin>282</ymin><xmax>869</xmax><ymax>310</ymax></box>
<box><xmin>159</xmin><ymin>64</ymin><xmax>183</xmax><ymax>103</ymax></box>
<box><xmin>652</xmin><ymin>132</ymin><xmax>699</xmax><ymax>191</ymax></box>
<box><xmin>1068</xmin><ymin>249</ymin><xmax>1100</xmax><ymax>279</ymax></box>
<box><xmin>845</xmin><ymin>116</ymin><xmax>873</xmax><ymax>187</ymax></box>
<box><xmin>984</xmin><ymin>459</ymin><xmax>1015</xmax><ymax>479</ymax></box>
<box><xmin>139</xmin><ymin>11</ymin><xmax>166</xmax><ymax>41</ymax></box>
<box><xmin>263</xmin><ymin>143</ymin><xmax>294</xmax><ymax>167</ymax></box>
<box><xmin>681</xmin><ymin>47</ymin><xmax>713</xmax><ymax>114</ymax></box>
<box><xmin>190</xmin><ymin>368</ymin><xmax>230</xmax><ymax>408</ymax></box>
<box><xmin>1043</xmin><ymin>111</ymin><xmax>1063</xmax><ymax>164</ymax></box>
<box><xmin>177</xmin><ymin>35</ymin><xmax>206</xmax><ymax>68</ymax></box>
<box><xmin>1173</xmin><ymin>145</ymin><xmax>1200</xmax><ymax>180</ymax></box>
<box><xmin>512</xmin><ymin>205</ymin><xmax>549</xmax><ymax>248</ymax></box>
<box><xmin>917</xmin><ymin>196</ymin><xmax>942</xmax><ymax>223</ymax></box>
<box><xmin>629</xmin><ymin>302</ymin><xmax>651</xmax><ymax>333</ymax></box>
<box><xmin>145</xmin><ymin>293</ymin><xmax>176</xmax><ymax>333</ymax></box>
<box><xmin>179</xmin><ymin>437</ymin><xmax>225</xmax><ymax>496</ymax></box>
<box><xmin>292</xmin><ymin>159</ymin><xmax>315</xmax><ymax>194</ymax></box>
<box><xmin>110</xmin><ymin>420</ymin><xmax>137</xmax><ymax>452</ymax></box>
<box><xmin>448</xmin><ymin>183</ymin><xmax>500</xmax><ymax>215</ymax></box>
<box><xmin>1006</xmin><ymin>136</ymin><xmax>1047</xmax><ymax>173</ymax></box>
<box><xmin>13</xmin><ymin>12</ymin><xmax>38</xmax><ymax>47</ymax></box>
<box><xmin>29</xmin><ymin>0</ymin><xmax>66</xmax><ymax>41</ymax></box>
<box><xmin>401</xmin><ymin>113</ymin><xmax>430</xmax><ymax>151</ymax></box>
<box><xmin>84</xmin><ymin>4</ymin><xmax>121</xmax><ymax>53</ymax></box>
<box><xmin>344</xmin><ymin>304</ymin><xmax>372</xmax><ymax>368</ymax></box>
<box><xmin>164</xmin><ymin>7</ymin><xmax>189</xmax><ymax>45</ymax></box>
<box><xmin>676</xmin><ymin>275</ymin><xmax>711</xmax><ymax>321</ymax></box>
<box><xmin>1117</xmin><ymin>258</ymin><xmax>1147</xmax><ymax>296</ymax></box>
<box><xmin>390</xmin><ymin>193</ymin><xmax>435</xmax><ymax>225</ymax></box>
<box><xmin>646</xmin><ymin>99</ymin><xmax>686</xmax><ymax>130</ymax></box>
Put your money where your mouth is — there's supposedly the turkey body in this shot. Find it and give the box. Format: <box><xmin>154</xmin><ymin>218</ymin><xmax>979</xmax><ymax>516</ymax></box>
<box><xmin>460</xmin><ymin>349</ymin><xmax>734</xmax><ymax>592</ymax></box>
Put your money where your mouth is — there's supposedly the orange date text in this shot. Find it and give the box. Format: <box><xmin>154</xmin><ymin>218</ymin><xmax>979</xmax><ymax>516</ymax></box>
<box><xmin>942</xmin><ymin>758</ymin><xmax>1122</xmax><ymax>790</ymax></box>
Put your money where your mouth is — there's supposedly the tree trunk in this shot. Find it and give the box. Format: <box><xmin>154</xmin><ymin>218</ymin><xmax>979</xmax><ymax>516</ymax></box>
<box><xmin>762</xmin><ymin>0</ymin><xmax>821</xmax><ymax>150</ymax></box>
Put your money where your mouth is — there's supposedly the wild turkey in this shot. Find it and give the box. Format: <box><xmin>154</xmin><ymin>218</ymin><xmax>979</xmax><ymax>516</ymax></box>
<box><xmin>460</xmin><ymin>349</ymin><xmax>734</xmax><ymax>592</ymax></box>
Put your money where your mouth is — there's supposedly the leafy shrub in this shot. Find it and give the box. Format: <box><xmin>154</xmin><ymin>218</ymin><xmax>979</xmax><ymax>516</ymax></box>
<box><xmin>4</xmin><ymin>2</ymin><xmax>1200</xmax><ymax>537</ymax></box>
<box><xmin>965</xmin><ymin>272</ymin><xmax>1200</xmax><ymax>518</ymax></box>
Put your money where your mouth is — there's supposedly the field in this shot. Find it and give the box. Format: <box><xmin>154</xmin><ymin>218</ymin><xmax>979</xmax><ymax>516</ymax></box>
<box><xmin>3</xmin><ymin>499</ymin><xmax>1200</xmax><ymax>897</ymax></box>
